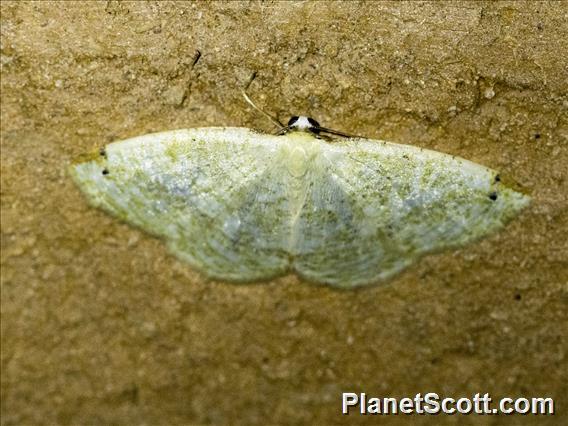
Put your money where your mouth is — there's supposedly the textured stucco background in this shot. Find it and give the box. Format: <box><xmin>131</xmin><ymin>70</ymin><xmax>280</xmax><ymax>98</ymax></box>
<box><xmin>1</xmin><ymin>1</ymin><xmax>567</xmax><ymax>425</ymax></box>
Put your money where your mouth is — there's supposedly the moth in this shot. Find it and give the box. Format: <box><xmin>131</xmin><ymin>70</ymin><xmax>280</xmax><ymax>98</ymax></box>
<box><xmin>71</xmin><ymin>93</ymin><xmax>530</xmax><ymax>287</ymax></box>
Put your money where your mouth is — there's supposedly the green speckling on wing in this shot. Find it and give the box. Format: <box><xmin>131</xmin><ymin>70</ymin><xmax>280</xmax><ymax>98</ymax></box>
<box><xmin>70</xmin><ymin>128</ymin><xmax>530</xmax><ymax>287</ymax></box>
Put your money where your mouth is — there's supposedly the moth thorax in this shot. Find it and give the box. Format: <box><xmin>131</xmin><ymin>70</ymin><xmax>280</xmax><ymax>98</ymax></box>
<box><xmin>287</xmin><ymin>146</ymin><xmax>308</xmax><ymax>178</ymax></box>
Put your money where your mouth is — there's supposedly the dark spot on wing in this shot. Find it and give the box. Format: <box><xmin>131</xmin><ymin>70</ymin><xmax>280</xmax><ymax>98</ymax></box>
<box><xmin>494</xmin><ymin>174</ymin><xmax>501</xmax><ymax>183</ymax></box>
<box><xmin>102</xmin><ymin>168</ymin><xmax>109</xmax><ymax>175</ymax></box>
<box><xmin>99</xmin><ymin>148</ymin><xmax>106</xmax><ymax>157</ymax></box>
<box><xmin>489</xmin><ymin>192</ymin><xmax>498</xmax><ymax>201</ymax></box>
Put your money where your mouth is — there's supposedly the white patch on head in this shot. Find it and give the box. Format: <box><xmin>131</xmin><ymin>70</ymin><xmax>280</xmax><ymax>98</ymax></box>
<box><xmin>291</xmin><ymin>116</ymin><xmax>313</xmax><ymax>131</ymax></box>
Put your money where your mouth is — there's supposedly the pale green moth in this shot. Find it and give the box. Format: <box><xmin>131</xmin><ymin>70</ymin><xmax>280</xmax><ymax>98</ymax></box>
<box><xmin>71</xmin><ymin>103</ymin><xmax>530</xmax><ymax>288</ymax></box>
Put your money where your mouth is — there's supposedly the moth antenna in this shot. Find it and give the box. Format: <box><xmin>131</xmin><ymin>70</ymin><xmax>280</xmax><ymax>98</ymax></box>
<box><xmin>313</xmin><ymin>125</ymin><xmax>358</xmax><ymax>139</ymax></box>
<box><xmin>241</xmin><ymin>90</ymin><xmax>285</xmax><ymax>130</ymax></box>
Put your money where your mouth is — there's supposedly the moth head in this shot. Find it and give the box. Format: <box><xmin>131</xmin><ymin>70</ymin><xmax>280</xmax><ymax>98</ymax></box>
<box><xmin>287</xmin><ymin>116</ymin><xmax>321</xmax><ymax>135</ymax></box>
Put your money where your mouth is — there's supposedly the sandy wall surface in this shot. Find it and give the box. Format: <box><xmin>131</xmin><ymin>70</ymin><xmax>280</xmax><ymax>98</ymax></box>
<box><xmin>1</xmin><ymin>1</ymin><xmax>567</xmax><ymax>425</ymax></box>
